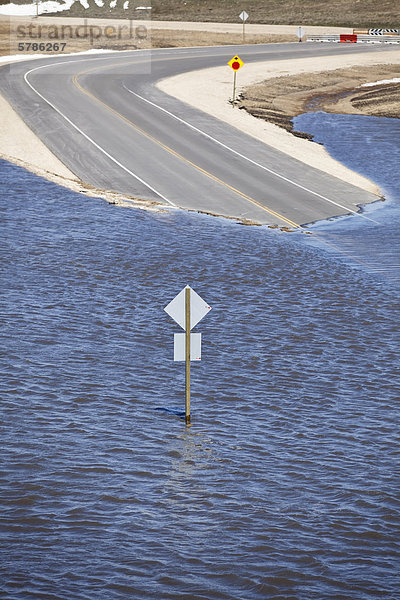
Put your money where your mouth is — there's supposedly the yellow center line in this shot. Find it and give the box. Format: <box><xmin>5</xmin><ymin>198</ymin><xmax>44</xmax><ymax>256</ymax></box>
<box><xmin>72</xmin><ymin>61</ymin><xmax>300</xmax><ymax>228</ymax></box>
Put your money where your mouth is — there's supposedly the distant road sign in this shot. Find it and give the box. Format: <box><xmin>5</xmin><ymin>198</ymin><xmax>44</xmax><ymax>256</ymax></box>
<box><xmin>296</xmin><ymin>26</ymin><xmax>305</xmax><ymax>39</ymax></box>
<box><xmin>239</xmin><ymin>11</ymin><xmax>249</xmax><ymax>22</ymax></box>
<box><xmin>228</xmin><ymin>55</ymin><xmax>244</xmax><ymax>71</ymax></box>
<box><xmin>164</xmin><ymin>285</ymin><xmax>211</xmax><ymax>331</ymax></box>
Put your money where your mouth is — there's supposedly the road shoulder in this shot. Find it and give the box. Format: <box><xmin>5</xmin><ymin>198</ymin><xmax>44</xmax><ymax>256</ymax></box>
<box><xmin>0</xmin><ymin>88</ymin><xmax>79</xmax><ymax>184</ymax></box>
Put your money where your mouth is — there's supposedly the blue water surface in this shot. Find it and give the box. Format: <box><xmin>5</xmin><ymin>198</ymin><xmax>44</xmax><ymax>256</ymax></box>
<box><xmin>1</xmin><ymin>141</ymin><xmax>399</xmax><ymax>600</ymax></box>
<box><xmin>293</xmin><ymin>112</ymin><xmax>400</xmax><ymax>287</ymax></box>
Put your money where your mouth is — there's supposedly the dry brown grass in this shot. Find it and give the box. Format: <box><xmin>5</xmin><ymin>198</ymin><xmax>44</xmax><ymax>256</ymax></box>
<box><xmin>0</xmin><ymin>16</ymin><xmax>293</xmax><ymax>56</ymax></box>
<box><xmin>150</xmin><ymin>30</ymin><xmax>292</xmax><ymax>48</ymax></box>
<box><xmin>239</xmin><ymin>64</ymin><xmax>400</xmax><ymax>137</ymax></box>
<box><xmin>28</xmin><ymin>0</ymin><xmax>400</xmax><ymax>28</ymax></box>
<box><xmin>150</xmin><ymin>0</ymin><xmax>399</xmax><ymax>28</ymax></box>
<box><xmin>0</xmin><ymin>19</ymin><xmax>9</xmax><ymax>56</ymax></box>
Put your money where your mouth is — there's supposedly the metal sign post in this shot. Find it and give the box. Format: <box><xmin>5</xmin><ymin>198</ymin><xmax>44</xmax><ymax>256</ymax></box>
<box><xmin>164</xmin><ymin>286</ymin><xmax>211</xmax><ymax>425</ymax></box>
<box><xmin>228</xmin><ymin>55</ymin><xmax>244</xmax><ymax>105</ymax></box>
<box><xmin>239</xmin><ymin>11</ymin><xmax>249</xmax><ymax>43</ymax></box>
<box><xmin>185</xmin><ymin>286</ymin><xmax>191</xmax><ymax>424</ymax></box>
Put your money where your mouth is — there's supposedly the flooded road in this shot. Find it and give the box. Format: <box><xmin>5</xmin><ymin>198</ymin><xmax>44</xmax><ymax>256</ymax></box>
<box><xmin>1</xmin><ymin>146</ymin><xmax>399</xmax><ymax>599</ymax></box>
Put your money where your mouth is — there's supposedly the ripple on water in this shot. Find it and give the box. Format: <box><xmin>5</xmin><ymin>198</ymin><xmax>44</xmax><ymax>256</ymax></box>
<box><xmin>0</xmin><ymin>158</ymin><xmax>399</xmax><ymax>599</ymax></box>
<box><xmin>293</xmin><ymin>111</ymin><xmax>400</xmax><ymax>288</ymax></box>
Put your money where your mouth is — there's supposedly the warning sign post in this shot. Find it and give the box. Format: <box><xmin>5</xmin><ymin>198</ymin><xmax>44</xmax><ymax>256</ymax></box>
<box><xmin>227</xmin><ymin>55</ymin><xmax>244</xmax><ymax>105</ymax></box>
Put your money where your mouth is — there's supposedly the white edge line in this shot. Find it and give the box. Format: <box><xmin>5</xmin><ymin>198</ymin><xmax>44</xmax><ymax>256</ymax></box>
<box><xmin>124</xmin><ymin>85</ymin><xmax>381</xmax><ymax>225</ymax></box>
<box><xmin>23</xmin><ymin>57</ymin><xmax>176</xmax><ymax>207</ymax></box>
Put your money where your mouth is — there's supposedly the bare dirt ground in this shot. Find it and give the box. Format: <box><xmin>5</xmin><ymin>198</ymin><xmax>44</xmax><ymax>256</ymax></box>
<box><xmin>239</xmin><ymin>64</ymin><xmax>400</xmax><ymax>139</ymax></box>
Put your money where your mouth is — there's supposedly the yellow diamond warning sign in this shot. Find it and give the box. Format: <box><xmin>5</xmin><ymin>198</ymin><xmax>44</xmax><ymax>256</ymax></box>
<box><xmin>228</xmin><ymin>55</ymin><xmax>244</xmax><ymax>71</ymax></box>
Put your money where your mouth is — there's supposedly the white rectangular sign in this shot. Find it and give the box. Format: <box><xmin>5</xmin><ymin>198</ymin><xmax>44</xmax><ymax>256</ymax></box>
<box><xmin>174</xmin><ymin>333</ymin><xmax>202</xmax><ymax>361</ymax></box>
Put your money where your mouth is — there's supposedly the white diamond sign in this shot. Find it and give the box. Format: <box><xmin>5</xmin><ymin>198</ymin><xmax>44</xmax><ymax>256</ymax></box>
<box><xmin>297</xmin><ymin>26</ymin><xmax>305</xmax><ymax>39</ymax></box>
<box><xmin>164</xmin><ymin>286</ymin><xmax>211</xmax><ymax>330</ymax></box>
<box><xmin>239</xmin><ymin>10</ymin><xmax>248</xmax><ymax>21</ymax></box>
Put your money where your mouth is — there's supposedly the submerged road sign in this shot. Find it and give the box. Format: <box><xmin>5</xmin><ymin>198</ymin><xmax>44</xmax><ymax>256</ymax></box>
<box><xmin>164</xmin><ymin>286</ymin><xmax>211</xmax><ymax>424</ymax></box>
<box><xmin>174</xmin><ymin>333</ymin><xmax>201</xmax><ymax>361</ymax></box>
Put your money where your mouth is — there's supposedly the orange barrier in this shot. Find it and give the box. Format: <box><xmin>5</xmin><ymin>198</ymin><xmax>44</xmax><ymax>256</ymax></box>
<box><xmin>340</xmin><ymin>34</ymin><xmax>357</xmax><ymax>43</ymax></box>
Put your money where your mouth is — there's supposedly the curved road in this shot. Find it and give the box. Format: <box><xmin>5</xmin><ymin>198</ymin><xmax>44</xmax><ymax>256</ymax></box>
<box><xmin>0</xmin><ymin>43</ymin><xmax>394</xmax><ymax>226</ymax></box>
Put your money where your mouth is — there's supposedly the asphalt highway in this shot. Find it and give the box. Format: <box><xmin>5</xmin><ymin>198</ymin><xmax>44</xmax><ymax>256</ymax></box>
<box><xmin>1</xmin><ymin>43</ymin><xmax>395</xmax><ymax>226</ymax></box>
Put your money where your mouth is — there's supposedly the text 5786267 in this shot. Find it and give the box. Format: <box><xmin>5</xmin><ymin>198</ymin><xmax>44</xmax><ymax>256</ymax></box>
<box><xmin>18</xmin><ymin>42</ymin><xmax>67</xmax><ymax>51</ymax></box>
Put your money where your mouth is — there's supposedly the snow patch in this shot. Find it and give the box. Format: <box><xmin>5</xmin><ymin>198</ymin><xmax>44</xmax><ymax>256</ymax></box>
<box><xmin>0</xmin><ymin>1</ymin><xmax>74</xmax><ymax>15</ymax></box>
<box><xmin>0</xmin><ymin>0</ymin><xmax>125</xmax><ymax>15</ymax></box>
<box><xmin>361</xmin><ymin>78</ymin><xmax>400</xmax><ymax>87</ymax></box>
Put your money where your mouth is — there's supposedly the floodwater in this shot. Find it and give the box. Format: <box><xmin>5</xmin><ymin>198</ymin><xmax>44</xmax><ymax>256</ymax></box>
<box><xmin>1</xmin><ymin>116</ymin><xmax>399</xmax><ymax>600</ymax></box>
<box><xmin>293</xmin><ymin>111</ymin><xmax>400</xmax><ymax>288</ymax></box>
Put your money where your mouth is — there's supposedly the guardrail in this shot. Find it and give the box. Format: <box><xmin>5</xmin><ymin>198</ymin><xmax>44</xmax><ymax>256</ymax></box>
<box><xmin>307</xmin><ymin>34</ymin><xmax>400</xmax><ymax>44</ymax></box>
